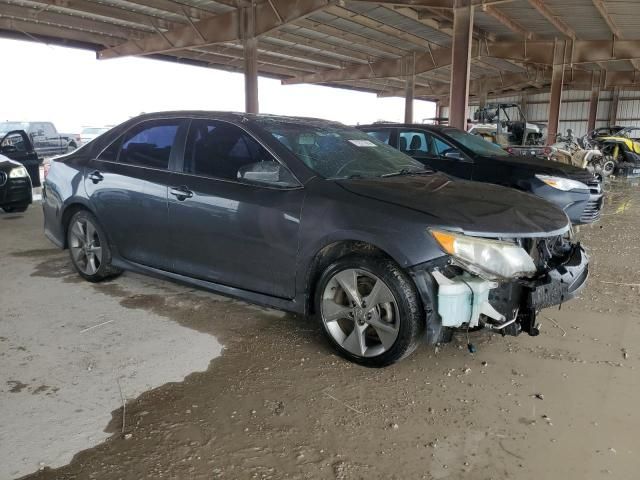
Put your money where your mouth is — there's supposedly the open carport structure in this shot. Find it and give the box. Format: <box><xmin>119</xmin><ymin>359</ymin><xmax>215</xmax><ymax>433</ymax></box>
<box><xmin>2</xmin><ymin>0</ymin><xmax>640</xmax><ymax>139</ymax></box>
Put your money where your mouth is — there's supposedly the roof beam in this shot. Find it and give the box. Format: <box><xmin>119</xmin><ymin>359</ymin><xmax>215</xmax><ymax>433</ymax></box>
<box><xmin>591</xmin><ymin>0</ymin><xmax>621</xmax><ymax>38</ymax></box>
<box><xmin>294</xmin><ymin>18</ymin><xmax>406</xmax><ymax>56</ymax></box>
<box><xmin>527</xmin><ymin>0</ymin><xmax>576</xmax><ymax>39</ymax></box>
<box><xmin>347</xmin><ymin>0</ymin><xmax>513</xmax><ymax>7</ymax></box>
<box><xmin>0</xmin><ymin>3</ymin><xmax>149</xmax><ymax>40</ymax></box>
<box><xmin>282</xmin><ymin>39</ymin><xmax>640</xmax><ymax>85</ymax></box>
<box><xmin>0</xmin><ymin>16</ymin><xmax>121</xmax><ymax>47</ymax></box>
<box><xmin>591</xmin><ymin>0</ymin><xmax>640</xmax><ymax>71</ymax></box>
<box><xmin>419</xmin><ymin>6</ymin><xmax>496</xmax><ymax>41</ymax></box>
<box><xmin>380</xmin><ymin>68</ymin><xmax>551</xmax><ymax>97</ymax></box>
<box><xmin>98</xmin><ymin>0</ymin><xmax>330</xmax><ymax>60</ymax></box>
<box><xmin>325</xmin><ymin>5</ymin><xmax>439</xmax><ymax>49</ymax></box>
<box><xmin>282</xmin><ymin>43</ymin><xmax>456</xmax><ymax>84</ymax></box>
<box><xmin>481</xmin><ymin>4</ymin><xmax>535</xmax><ymax>39</ymax></box>
<box><xmin>33</xmin><ymin>0</ymin><xmax>179</xmax><ymax>30</ymax></box>
<box><xmin>266</xmin><ymin>30</ymin><xmax>373</xmax><ymax>63</ymax></box>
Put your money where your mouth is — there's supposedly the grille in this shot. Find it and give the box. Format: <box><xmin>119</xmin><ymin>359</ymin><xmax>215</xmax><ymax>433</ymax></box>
<box><xmin>580</xmin><ymin>197</ymin><xmax>603</xmax><ymax>223</ymax></box>
<box><xmin>0</xmin><ymin>171</ymin><xmax>6</xmax><ymax>186</ymax></box>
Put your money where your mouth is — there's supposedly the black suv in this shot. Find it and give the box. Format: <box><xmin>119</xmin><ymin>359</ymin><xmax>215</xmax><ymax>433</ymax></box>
<box><xmin>43</xmin><ymin>112</ymin><xmax>588</xmax><ymax>366</ymax></box>
<box><xmin>358</xmin><ymin>124</ymin><xmax>603</xmax><ymax>225</ymax></box>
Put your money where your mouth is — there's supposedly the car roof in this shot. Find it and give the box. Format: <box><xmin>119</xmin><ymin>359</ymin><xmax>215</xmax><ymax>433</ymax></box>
<box><xmin>127</xmin><ymin>111</ymin><xmax>345</xmax><ymax>128</ymax></box>
<box><xmin>357</xmin><ymin>123</ymin><xmax>452</xmax><ymax>133</ymax></box>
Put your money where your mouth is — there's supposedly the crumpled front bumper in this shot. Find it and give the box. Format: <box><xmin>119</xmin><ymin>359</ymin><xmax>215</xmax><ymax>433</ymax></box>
<box><xmin>527</xmin><ymin>243</ymin><xmax>589</xmax><ymax>309</ymax></box>
<box><xmin>409</xmin><ymin>244</ymin><xmax>589</xmax><ymax>342</ymax></box>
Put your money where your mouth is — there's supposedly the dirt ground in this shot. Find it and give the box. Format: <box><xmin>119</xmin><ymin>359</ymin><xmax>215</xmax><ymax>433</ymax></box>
<box><xmin>5</xmin><ymin>181</ymin><xmax>640</xmax><ymax>479</ymax></box>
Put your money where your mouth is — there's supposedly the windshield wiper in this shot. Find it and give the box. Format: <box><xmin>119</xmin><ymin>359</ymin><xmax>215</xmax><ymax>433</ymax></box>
<box><xmin>381</xmin><ymin>168</ymin><xmax>432</xmax><ymax>178</ymax></box>
<box><xmin>327</xmin><ymin>173</ymin><xmax>367</xmax><ymax>180</ymax></box>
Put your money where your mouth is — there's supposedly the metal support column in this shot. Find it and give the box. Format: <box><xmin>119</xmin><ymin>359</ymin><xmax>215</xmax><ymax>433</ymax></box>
<box><xmin>242</xmin><ymin>5</ymin><xmax>259</xmax><ymax>114</ymax></box>
<box><xmin>477</xmin><ymin>79</ymin><xmax>487</xmax><ymax>109</ymax></box>
<box><xmin>404</xmin><ymin>53</ymin><xmax>415</xmax><ymax>124</ymax></box>
<box><xmin>587</xmin><ymin>71</ymin><xmax>601</xmax><ymax>132</ymax></box>
<box><xmin>609</xmin><ymin>86</ymin><xmax>620</xmax><ymax>126</ymax></box>
<box><xmin>546</xmin><ymin>40</ymin><xmax>565</xmax><ymax>145</ymax></box>
<box><xmin>448</xmin><ymin>0</ymin><xmax>474</xmax><ymax>130</ymax></box>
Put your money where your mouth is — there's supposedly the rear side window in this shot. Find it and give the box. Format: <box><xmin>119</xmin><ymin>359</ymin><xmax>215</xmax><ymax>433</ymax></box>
<box><xmin>184</xmin><ymin>119</ymin><xmax>270</xmax><ymax>180</ymax></box>
<box><xmin>118</xmin><ymin>121</ymin><xmax>180</xmax><ymax>169</ymax></box>
<box><xmin>98</xmin><ymin>139</ymin><xmax>121</xmax><ymax>162</ymax></box>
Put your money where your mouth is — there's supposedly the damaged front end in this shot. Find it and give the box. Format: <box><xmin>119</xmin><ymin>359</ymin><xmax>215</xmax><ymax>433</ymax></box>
<box><xmin>410</xmin><ymin>231</ymin><xmax>589</xmax><ymax>342</ymax></box>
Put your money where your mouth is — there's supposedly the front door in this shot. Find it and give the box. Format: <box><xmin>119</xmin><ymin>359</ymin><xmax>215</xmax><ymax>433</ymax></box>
<box><xmin>168</xmin><ymin>119</ymin><xmax>304</xmax><ymax>299</ymax></box>
<box><xmin>84</xmin><ymin>119</ymin><xmax>186</xmax><ymax>270</ymax></box>
<box><xmin>398</xmin><ymin>129</ymin><xmax>473</xmax><ymax>179</ymax></box>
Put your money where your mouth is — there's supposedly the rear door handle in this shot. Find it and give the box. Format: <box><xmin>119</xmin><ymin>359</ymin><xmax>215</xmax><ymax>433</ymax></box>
<box><xmin>170</xmin><ymin>186</ymin><xmax>193</xmax><ymax>200</ymax></box>
<box><xmin>88</xmin><ymin>170</ymin><xmax>104</xmax><ymax>183</ymax></box>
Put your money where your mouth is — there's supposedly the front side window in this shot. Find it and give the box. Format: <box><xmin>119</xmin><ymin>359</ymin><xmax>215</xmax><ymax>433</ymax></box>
<box><xmin>366</xmin><ymin>130</ymin><xmax>392</xmax><ymax>145</ymax></box>
<box><xmin>119</xmin><ymin>121</ymin><xmax>179</xmax><ymax>169</ymax></box>
<box><xmin>432</xmin><ymin>136</ymin><xmax>454</xmax><ymax>156</ymax></box>
<box><xmin>399</xmin><ymin>131</ymin><xmax>429</xmax><ymax>155</ymax></box>
<box><xmin>254</xmin><ymin>119</ymin><xmax>426</xmax><ymax>180</ymax></box>
<box><xmin>440</xmin><ymin>128</ymin><xmax>509</xmax><ymax>158</ymax></box>
<box><xmin>1</xmin><ymin>132</ymin><xmax>28</xmax><ymax>153</ymax></box>
<box><xmin>184</xmin><ymin>120</ymin><xmax>297</xmax><ymax>187</ymax></box>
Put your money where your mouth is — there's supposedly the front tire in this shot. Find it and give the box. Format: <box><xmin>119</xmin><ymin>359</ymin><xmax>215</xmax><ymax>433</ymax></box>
<box><xmin>315</xmin><ymin>255</ymin><xmax>425</xmax><ymax>367</ymax></box>
<box><xmin>67</xmin><ymin>210</ymin><xmax>122</xmax><ymax>282</ymax></box>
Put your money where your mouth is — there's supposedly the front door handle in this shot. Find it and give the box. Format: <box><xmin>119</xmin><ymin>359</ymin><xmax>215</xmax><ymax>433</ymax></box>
<box><xmin>170</xmin><ymin>186</ymin><xmax>193</xmax><ymax>200</ymax></box>
<box><xmin>88</xmin><ymin>170</ymin><xmax>104</xmax><ymax>184</ymax></box>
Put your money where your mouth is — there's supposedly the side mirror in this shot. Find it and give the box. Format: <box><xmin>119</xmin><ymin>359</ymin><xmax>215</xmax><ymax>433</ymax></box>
<box><xmin>237</xmin><ymin>161</ymin><xmax>298</xmax><ymax>187</ymax></box>
<box><xmin>1</xmin><ymin>145</ymin><xmax>18</xmax><ymax>154</ymax></box>
<box><xmin>444</xmin><ymin>150</ymin><xmax>463</xmax><ymax>160</ymax></box>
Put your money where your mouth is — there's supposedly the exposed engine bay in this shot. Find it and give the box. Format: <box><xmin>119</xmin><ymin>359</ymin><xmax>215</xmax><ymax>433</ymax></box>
<box><xmin>426</xmin><ymin>234</ymin><xmax>588</xmax><ymax>339</ymax></box>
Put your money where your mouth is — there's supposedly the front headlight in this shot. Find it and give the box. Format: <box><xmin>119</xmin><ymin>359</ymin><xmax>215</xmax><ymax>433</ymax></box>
<box><xmin>430</xmin><ymin>229</ymin><xmax>537</xmax><ymax>280</ymax></box>
<box><xmin>536</xmin><ymin>174</ymin><xmax>588</xmax><ymax>191</ymax></box>
<box><xmin>9</xmin><ymin>166</ymin><xmax>29</xmax><ymax>178</ymax></box>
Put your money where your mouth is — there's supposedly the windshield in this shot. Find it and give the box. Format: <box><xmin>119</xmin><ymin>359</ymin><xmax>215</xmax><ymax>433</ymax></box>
<box><xmin>253</xmin><ymin>119</ymin><xmax>428</xmax><ymax>179</ymax></box>
<box><xmin>443</xmin><ymin>128</ymin><xmax>511</xmax><ymax>157</ymax></box>
<box><xmin>0</xmin><ymin>122</ymin><xmax>29</xmax><ymax>134</ymax></box>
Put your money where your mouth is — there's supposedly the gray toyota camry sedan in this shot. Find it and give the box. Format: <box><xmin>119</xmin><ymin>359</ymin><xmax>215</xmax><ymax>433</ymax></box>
<box><xmin>42</xmin><ymin>112</ymin><xmax>588</xmax><ymax>367</ymax></box>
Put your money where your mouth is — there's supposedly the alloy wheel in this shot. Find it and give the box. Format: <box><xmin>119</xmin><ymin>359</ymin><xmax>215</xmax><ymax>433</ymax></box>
<box><xmin>69</xmin><ymin>218</ymin><xmax>103</xmax><ymax>275</ymax></box>
<box><xmin>321</xmin><ymin>268</ymin><xmax>400</xmax><ymax>358</ymax></box>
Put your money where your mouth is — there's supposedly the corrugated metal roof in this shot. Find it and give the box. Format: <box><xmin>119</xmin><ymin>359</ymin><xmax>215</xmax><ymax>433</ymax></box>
<box><xmin>0</xmin><ymin>0</ymin><xmax>639</xmax><ymax>99</ymax></box>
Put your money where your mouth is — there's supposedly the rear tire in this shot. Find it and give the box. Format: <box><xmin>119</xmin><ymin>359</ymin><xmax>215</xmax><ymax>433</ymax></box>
<box><xmin>2</xmin><ymin>204</ymin><xmax>29</xmax><ymax>213</ymax></box>
<box><xmin>67</xmin><ymin>210</ymin><xmax>122</xmax><ymax>282</ymax></box>
<box><xmin>315</xmin><ymin>255</ymin><xmax>425</xmax><ymax>367</ymax></box>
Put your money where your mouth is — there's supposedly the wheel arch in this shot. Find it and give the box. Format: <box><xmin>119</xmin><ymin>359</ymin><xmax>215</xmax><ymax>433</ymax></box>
<box><xmin>303</xmin><ymin>239</ymin><xmax>402</xmax><ymax>315</ymax></box>
<box><xmin>60</xmin><ymin>200</ymin><xmax>96</xmax><ymax>248</ymax></box>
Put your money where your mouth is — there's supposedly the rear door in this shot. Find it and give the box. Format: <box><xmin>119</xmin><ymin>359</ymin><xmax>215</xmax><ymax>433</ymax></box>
<box><xmin>167</xmin><ymin>118</ymin><xmax>304</xmax><ymax>299</ymax></box>
<box><xmin>85</xmin><ymin>118</ymin><xmax>186</xmax><ymax>270</ymax></box>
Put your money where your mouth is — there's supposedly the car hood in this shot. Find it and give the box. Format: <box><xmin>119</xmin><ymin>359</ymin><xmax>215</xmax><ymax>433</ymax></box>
<box><xmin>0</xmin><ymin>153</ymin><xmax>22</xmax><ymax>172</ymax></box>
<box><xmin>337</xmin><ymin>173</ymin><xmax>570</xmax><ymax>238</ymax></box>
<box><xmin>483</xmin><ymin>154</ymin><xmax>587</xmax><ymax>177</ymax></box>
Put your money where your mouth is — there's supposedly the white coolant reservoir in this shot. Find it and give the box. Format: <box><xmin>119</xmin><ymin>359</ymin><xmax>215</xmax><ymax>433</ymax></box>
<box><xmin>432</xmin><ymin>271</ymin><xmax>505</xmax><ymax>328</ymax></box>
